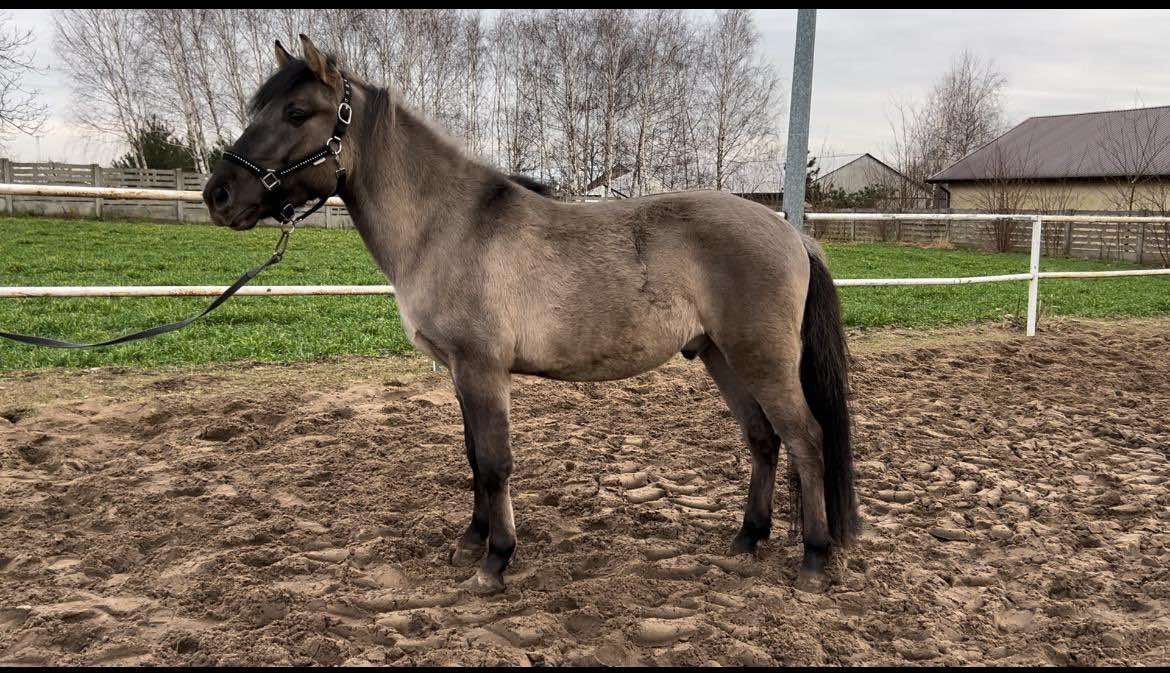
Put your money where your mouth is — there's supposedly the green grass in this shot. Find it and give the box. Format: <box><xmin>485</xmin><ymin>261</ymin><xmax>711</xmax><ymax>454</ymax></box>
<box><xmin>830</xmin><ymin>243</ymin><xmax>1170</xmax><ymax>329</ymax></box>
<box><xmin>2</xmin><ymin>216</ymin><xmax>1169</xmax><ymax>370</ymax></box>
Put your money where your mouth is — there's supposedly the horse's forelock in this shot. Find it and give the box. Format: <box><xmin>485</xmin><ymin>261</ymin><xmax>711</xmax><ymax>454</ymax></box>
<box><xmin>248</xmin><ymin>59</ymin><xmax>321</xmax><ymax>116</ymax></box>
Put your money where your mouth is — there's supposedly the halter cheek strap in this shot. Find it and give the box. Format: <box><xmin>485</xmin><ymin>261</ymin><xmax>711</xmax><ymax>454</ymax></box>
<box><xmin>223</xmin><ymin>76</ymin><xmax>353</xmax><ymax>228</ymax></box>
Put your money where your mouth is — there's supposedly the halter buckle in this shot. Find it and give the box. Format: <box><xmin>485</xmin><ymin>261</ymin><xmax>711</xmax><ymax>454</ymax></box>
<box><xmin>327</xmin><ymin>136</ymin><xmax>343</xmax><ymax>156</ymax></box>
<box><xmin>280</xmin><ymin>203</ymin><xmax>296</xmax><ymax>222</ymax></box>
<box><xmin>261</xmin><ymin>171</ymin><xmax>281</xmax><ymax>191</ymax></box>
<box><xmin>337</xmin><ymin>102</ymin><xmax>352</xmax><ymax>125</ymax></box>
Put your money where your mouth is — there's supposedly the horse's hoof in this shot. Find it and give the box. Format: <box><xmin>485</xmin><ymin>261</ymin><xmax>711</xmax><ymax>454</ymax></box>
<box><xmin>728</xmin><ymin>532</ymin><xmax>760</xmax><ymax>557</ymax></box>
<box><xmin>460</xmin><ymin>569</ymin><xmax>505</xmax><ymax>595</ymax></box>
<box><xmin>449</xmin><ymin>541</ymin><xmax>484</xmax><ymax>567</ymax></box>
<box><xmin>794</xmin><ymin>568</ymin><xmax>829</xmax><ymax>594</ymax></box>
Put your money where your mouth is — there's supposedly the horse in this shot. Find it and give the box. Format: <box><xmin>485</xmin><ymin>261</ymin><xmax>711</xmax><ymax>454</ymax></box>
<box><xmin>203</xmin><ymin>35</ymin><xmax>858</xmax><ymax>594</ymax></box>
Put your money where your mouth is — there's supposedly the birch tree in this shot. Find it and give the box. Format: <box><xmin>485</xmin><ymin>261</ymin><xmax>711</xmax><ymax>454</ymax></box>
<box><xmin>0</xmin><ymin>12</ymin><xmax>46</xmax><ymax>146</ymax></box>
<box><xmin>54</xmin><ymin>8</ymin><xmax>151</xmax><ymax>168</ymax></box>
<box><xmin>700</xmin><ymin>9</ymin><xmax>780</xmax><ymax>191</ymax></box>
<box><xmin>50</xmin><ymin>8</ymin><xmax>786</xmax><ymax>193</ymax></box>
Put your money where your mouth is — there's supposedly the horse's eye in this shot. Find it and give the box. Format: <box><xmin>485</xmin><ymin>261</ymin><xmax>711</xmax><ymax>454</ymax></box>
<box><xmin>287</xmin><ymin>108</ymin><xmax>309</xmax><ymax>126</ymax></box>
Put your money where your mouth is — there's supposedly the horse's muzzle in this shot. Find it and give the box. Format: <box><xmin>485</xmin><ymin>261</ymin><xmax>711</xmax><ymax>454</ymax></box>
<box><xmin>204</xmin><ymin>174</ymin><xmax>262</xmax><ymax>230</ymax></box>
<box><xmin>227</xmin><ymin>206</ymin><xmax>262</xmax><ymax>231</ymax></box>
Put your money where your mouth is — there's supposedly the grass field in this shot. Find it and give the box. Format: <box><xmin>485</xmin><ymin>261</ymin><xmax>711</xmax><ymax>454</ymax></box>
<box><xmin>3</xmin><ymin>216</ymin><xmax>1169</xmax><ymax>370</ymax></box>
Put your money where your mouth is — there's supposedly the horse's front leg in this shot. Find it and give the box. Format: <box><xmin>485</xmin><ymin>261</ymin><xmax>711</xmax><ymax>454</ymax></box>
<box><xmin>450</xmin><ymin>359</ymin><xmax>514</xmax><ymax>593</ymax></box>
<box><xmin>448</xmin><ymin>392</ymin><xmax>490</xmax><ymax>566</ymax></box>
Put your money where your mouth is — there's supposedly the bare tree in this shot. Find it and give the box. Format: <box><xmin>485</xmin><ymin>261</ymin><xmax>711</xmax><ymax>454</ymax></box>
<box><xmin>54</xmin><ymin>9</ymin><xmax>151</xmax><ymax>168</ymax></box>
<box><xmin>594</xmin><ymin>9</ymin><xmax>635</xmax><ymax>199</ymax></box>
<box><xmin>700</xmin><ymin>8</ymin><xmax>779</xmax><ymax>191</ymax></box>
<box><xmin>888</xmin><ymin>50</ymin><xmax>1007</xmax><ymax>187</ymax></box>
<box><xmin>1138</xmin><ymin>180</ymin><xmax>1170</xmax><ymax>266</ymax></box>
<box><xmin>0</xmin><ymin>12</ymin><xmax>46</xmax><ymax>146</ymax></box>
<box><xmin>1095</xmin><ymin>106</ymin><xmax>1170</xmax><ymax>264</ymax></box>
<box><xmin>48</xmin><ymin>7</ymin><xmax>786</xmax><ymax>196</ymax></box>
<box><xmin>966</xmin><ymin>141</ymin><xmax>1039</xmax><ymax>252</ymax></box>
<box><xmin>140</xmin><ymin>9</ymin><xmax>215</xmax><ymax>172</ymax></box>
<box><xmin>1099</xmin><ymin>105</ymin><xmax>1170</xmax><ymax>212</ymax></box>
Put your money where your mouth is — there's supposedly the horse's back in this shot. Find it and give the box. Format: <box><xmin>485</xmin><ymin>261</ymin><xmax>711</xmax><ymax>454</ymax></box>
<box><xmin>485</xmin><ymin>189</ymin><xmax>811</xmax><ymax>380</ymax></box>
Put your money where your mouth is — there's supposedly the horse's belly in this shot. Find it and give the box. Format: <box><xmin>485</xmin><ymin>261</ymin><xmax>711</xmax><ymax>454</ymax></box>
<box><xmin>524</xmin><ymin>344</ymin><xmax>679</xmax><ymax>382</ymax></box>
<box><xmin>514</xmin><ymin>301</ymin><xmax>703</xmax><ymax>382</ymax></box>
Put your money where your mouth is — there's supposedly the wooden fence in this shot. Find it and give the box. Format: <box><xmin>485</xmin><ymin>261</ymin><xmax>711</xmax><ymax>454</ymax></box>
<box><xmin>2</xmin><ymin>159</ymin><xmax>1168</xmax><ymax>265</ymax></box>
<box><xmin>809</xmin><ymin>211</ymin><xmax>1170</xmax><ymax>265</ymax></box>
<box><xmin>0</xmin><ymin>158</ymin><xmax>353</xmax><ymax>229</ymax></box>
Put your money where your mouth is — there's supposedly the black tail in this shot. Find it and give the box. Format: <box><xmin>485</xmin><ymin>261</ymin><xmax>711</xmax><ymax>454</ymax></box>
<box><xmin>799</xmin><ymin>248</ymin><xmax>860</xmax><ymax>546</ymax></box>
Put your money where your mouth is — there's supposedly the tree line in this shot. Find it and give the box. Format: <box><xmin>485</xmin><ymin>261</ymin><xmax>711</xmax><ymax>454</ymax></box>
<box><xmin>51</xmin><ymin>8</ymin><xmax>783</xmax><ymax>196</ymax></box>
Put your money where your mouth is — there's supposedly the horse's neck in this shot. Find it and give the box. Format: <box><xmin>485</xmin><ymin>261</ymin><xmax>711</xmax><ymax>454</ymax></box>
<box><xmin>342</xmin><ymin>98</ymin><xmax>483</xmax><ymax>285</ymax></box>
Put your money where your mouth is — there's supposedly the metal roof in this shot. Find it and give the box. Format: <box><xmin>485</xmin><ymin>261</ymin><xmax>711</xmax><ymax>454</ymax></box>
<box><xmin>815</xmin><ymin>153</ymin><xmax>865</xmax><ymax>178</ymax></box>
<box><xmin>929</xmin><ymin>105</ymin><xmax>1170</xmax><ymax>183</ymax></box>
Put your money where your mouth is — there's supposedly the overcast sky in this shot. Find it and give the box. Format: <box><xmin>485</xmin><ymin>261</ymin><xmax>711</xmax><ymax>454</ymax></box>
<box><xmin>5</xmin><ymin>9</ymin><xmax>1170</xmax><ymax>165</ymax></box>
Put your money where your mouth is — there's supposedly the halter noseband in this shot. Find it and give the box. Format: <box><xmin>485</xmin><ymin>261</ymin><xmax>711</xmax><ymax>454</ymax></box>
<box><xmin>223</xmin><ymin>76</ymin><xmax>353</xmax><ymax>228</ymax></box>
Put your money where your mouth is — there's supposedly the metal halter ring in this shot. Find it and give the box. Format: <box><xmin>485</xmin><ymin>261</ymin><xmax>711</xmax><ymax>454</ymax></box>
<box><xmin>261</xmin><ymin>171</ymin><xmax>281</xmax><ymax>191</ymax></box>
<box><xmin>337</xmin><ymin>102</ymin><xmax>353</xmax><ymax>125</ymax></box>
<box><xmin>327</xmin><ymin>136</ymin><xmax>343</xmax><ymax>156</ymax></box>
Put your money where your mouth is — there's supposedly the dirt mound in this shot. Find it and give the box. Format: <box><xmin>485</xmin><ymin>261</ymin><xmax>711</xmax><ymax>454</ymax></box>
<box><xmin>2</xmin><ymin>320</ymin><xmax>1168</xmax><ymax>665</ymax></box>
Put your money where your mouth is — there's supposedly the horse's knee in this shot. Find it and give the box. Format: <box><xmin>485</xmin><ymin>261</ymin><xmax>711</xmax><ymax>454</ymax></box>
<box><xmin>778</xmin><ymin>415</ymin><xmax>823</xmax><ymax>470</ymax></box>
<box><xmin>475</xmin><ymin>453</ymin><xmax>512</xmax><ymax>491</ymax></box>
<box><xmin>742</xmin><ymin>418</ymin><xmax>779</xmax><ymax>459</ymax></box>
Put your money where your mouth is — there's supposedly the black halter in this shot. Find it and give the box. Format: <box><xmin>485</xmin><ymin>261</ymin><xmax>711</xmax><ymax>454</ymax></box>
<box><xmin>223</xmin><ymin>76</ymin><xmax>353</xmax><ymax>227</ymax></box>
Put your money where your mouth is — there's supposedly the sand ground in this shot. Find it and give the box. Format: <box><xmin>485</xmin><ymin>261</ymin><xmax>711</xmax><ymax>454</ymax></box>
<box><xmin>1</xmin><ymin>318</ymin><xmax>1168</xmax><ymax>665</ymax></box>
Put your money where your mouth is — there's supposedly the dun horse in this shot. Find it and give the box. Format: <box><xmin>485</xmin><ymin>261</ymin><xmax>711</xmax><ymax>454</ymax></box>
<box><xmin>204</xmin><ymin>36</ymin><xmax>859</xmax><ymax>594</ymax></box>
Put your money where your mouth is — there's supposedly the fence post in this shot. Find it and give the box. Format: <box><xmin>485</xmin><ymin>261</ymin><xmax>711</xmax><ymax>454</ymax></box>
<box><xmin>1137</xmin><ymin>222</ymin><xmax>1146</xmax><ymax>263</ymax></box>
<box><xmin>174</xmin><ymin>169</ymin><xmax>184</xmax><ymax>222</ymax></box>
<box><xmin>91</xmin><ymin>164</ymin><xmax>103</xmax><ymax>219</ymax></box>
<box><xmin>1026</xmin><ymin>216</ymin><xmax>1042</xmax><ymax>337</ymax></box>
<box><xmin>1063</xmin><ymin>221</ymin><xmax>1073</xmax><ymax>257</ymax></box>
<box><xmin>325</xmin><ymin>205</ymin><xmax>333</xmax><ymax>229</ymax></box>
<box><xmin>3</xmin><ymin>158</ymin><xmax>12</xmax><ymax>215</ymax></box>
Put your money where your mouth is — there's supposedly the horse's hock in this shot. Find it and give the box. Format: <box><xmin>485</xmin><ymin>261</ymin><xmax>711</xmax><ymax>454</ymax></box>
<box><xmin>1</xmin><ymin>318</ymin><xmax>1168</xmax><ymax>665</ymax></box>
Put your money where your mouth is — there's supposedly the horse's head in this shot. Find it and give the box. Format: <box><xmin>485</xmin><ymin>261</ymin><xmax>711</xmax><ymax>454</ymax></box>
<box><xmin>204</xmin><ymin>35</ymin><xmax>351</xmax><ymax>230</ymax></box>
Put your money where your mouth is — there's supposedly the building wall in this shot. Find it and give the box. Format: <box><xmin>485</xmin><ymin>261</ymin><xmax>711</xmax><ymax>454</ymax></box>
<box><xmin>817</xmin><ymin>155</ymin><xmax>892</xmax><ymax>193</ymax></box>
<box><xmin>945</xmin><ymin>179</ymin><xmax>1170</xmax><ymax>212</ymax></box>
<box><xmin>818</xmin><ymin>155</ymin><xmax>938</xmax><ymax>207</ymax></box>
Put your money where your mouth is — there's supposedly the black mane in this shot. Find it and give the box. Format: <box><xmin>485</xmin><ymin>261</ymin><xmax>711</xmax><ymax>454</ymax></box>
<box><xmin>249</xmin><ymin>56</ymin><xmax>551</xmax><ymax>201</ymax></box>
<box><xmin>508</xmin><ymin>174</ymin><xmax>554</xmax><ymax>197</ymax></box>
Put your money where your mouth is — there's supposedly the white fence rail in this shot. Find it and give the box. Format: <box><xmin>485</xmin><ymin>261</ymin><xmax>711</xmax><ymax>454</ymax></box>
<box><xmin>4</xmin><ymin>184</ymin><xmax>1170</xmax><ymax>338</ymax></box>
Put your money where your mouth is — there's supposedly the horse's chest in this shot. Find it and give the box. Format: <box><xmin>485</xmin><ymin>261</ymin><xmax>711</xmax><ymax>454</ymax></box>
<box><xmin>395</xmin><ymin>293</ymin><xmax>447</xmax><ymax>364</ymax></box>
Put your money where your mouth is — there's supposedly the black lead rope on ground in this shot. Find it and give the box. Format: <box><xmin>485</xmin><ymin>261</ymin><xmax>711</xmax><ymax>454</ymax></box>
<box><xmin>0</xmin><ymin>229</ymin><xmax>292</xmax><ymax>350</ymax></box>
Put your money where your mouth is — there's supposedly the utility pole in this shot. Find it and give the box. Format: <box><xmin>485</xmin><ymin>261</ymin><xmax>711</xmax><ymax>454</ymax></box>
<box><xmin>782</xmin><ymin>9</ymin><xmax>816</xmax><ymax>231</ymax></box>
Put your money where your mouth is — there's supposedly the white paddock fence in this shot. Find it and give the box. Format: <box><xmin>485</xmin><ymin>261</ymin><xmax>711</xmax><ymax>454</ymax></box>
<box><xmin>3</xmin><ymin>184</ymin><xmax>1170</xmax><ymax>338</ymax></box>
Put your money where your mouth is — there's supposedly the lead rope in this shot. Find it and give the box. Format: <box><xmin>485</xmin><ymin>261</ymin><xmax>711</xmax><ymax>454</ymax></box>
<box><xmin>0</xmin><ymin>227</ymin><xmax>294</xmax><ymax>349</ymax></box>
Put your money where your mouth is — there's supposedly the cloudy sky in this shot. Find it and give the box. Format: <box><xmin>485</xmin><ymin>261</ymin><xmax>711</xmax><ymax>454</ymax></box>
<box><xmin>5</xmin><ymin>9</ymin><xmax>1170</xmax><ymax>165</ymax></box>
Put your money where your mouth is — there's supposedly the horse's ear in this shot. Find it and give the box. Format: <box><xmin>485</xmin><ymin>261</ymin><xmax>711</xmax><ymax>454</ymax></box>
<box><xmin>299</xmin><ymin>34</ymin><xmax>340</xmax><ymax>90</ymax></box>
<box><xmin>274</xmin><ymin>40</ymin><xmax>294</xmax><ymax>68</ymax></box>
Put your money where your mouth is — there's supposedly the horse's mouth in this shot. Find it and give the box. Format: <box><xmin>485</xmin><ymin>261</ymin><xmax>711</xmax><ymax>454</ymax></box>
<box><xmin>228</xmin><ymin>206</ymin><xmax>261</xmax><ymax>231</ymax></box>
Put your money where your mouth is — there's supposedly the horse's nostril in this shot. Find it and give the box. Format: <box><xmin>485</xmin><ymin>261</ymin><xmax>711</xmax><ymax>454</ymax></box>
<box><xmin>213</xmin><ymin>185</ymin><xmax>231</xmax><ymax>209</ymax></box>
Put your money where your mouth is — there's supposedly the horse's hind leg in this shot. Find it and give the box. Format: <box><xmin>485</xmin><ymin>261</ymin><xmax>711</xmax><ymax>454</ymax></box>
<box><xmin>700</xmin><ymin>344</ymin><xmax>781</xmax><ymax>555</ymax></box>
<box><xmin>449</xmin><ymin>392</ymin><xmax>490</xmax><ymax>566</ymax></box>
<box><xmin>715</xmin><ymin>334</ymin><xmax>833</xmax><ymax>593</ymax></box>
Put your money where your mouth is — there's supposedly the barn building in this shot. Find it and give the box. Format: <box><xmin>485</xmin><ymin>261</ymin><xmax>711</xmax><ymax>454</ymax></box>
<box><xmin>928</xmin><ymin>105</ymin><xmax>1170</xmax><ymax>212</ymax></box>
<box><xmin>807</xmin><ymin>153</ymin><xmax>941</xmax><ymax>209</ymax></box>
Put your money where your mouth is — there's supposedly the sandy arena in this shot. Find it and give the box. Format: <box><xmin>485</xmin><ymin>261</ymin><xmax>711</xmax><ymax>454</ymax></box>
<box><xmin>1</xmin><ymin>318</ymin><xmax>1168</xmax><ymax>665</ymax></box>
